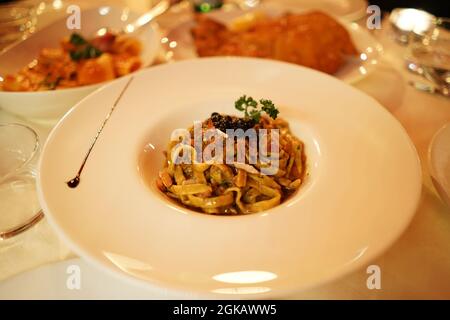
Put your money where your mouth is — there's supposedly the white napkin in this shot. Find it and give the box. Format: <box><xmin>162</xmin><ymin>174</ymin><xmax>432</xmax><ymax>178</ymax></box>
<box><xmin>0</xmin><ymin>218</ymin><xmax>74</xmax><ymax>282</ymax></box>
<box><xmin>0</xmin><ymin>109</ymin><xmax>74</xmax><ymax>282</ymax></box>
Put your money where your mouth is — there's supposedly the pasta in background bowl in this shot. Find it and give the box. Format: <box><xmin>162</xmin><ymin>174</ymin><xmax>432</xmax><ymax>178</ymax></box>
<box><xmin>0</xmin><ymin>6</ymin><xmax>160</xmax><ymax>122</ymax></box>
<box><xmin>1</xmin><ymin>32</ymin><xmax>143</xmax><ymax>91</ymax></box>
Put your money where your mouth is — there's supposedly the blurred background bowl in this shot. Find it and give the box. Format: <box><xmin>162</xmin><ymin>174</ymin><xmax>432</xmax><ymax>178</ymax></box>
<box><xmin>0</xmin><ymin>5</ymin><xmax>161</xmax><ymax>123</ymax></box>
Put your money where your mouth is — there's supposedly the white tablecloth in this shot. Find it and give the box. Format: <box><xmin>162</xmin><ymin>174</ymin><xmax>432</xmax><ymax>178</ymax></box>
<box><xmin>0</xmin><ymin>1</ymin><xmax>449</xmax><ymax>299</ymax></box>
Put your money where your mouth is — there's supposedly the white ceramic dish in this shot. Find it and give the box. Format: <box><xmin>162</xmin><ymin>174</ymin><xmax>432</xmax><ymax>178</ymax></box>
<box><xmin>0</xmin><ymin>258</ymin><xmax>196</xmax><ymax>300</ymax></box>
<box><xmin>428</xmin><ymin>123</ymin><xmax>450</xmax><ymax>207</ymax></box>
<box><xmin>37</xmin><ymin>58</ymin><xmax>421</xmax><ymax>298</ymax></box>
<box><xmin>0</xmin><ymin>6</ymin><xmax>160</xmax><ymax>122</ymax></box>
<box><xmin>165</xmin><ymin>1</ymin><xmax>382</xmax><ymax>84</ymax></box>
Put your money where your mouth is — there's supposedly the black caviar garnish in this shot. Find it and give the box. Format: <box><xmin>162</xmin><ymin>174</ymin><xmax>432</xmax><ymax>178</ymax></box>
<box><xmin>210</xmin><ymin>113</ymin><xmax>255</xmax><ymax>132</ymax></box>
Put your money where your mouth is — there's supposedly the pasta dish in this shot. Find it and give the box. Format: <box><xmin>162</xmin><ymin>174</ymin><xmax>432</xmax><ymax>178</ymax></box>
<box><xmin>156</xmin><ymin>96</ymin><xmax>307</xmax><ymax>215</ymax></box>
<box><xmin>0</xmin><ymin>32</ymin><xmax>142</xmax><ymax>91</ymax></box>
<box><xmin>192</xmin><ymin>11</ymin><xmax>358</xmax><ymax>74</ymax></box>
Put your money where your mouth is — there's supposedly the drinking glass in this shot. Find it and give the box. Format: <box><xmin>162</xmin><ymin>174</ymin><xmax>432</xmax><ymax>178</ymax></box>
<box><xmin>0</xmin><ymin>0</ymin><xmax>38</xmax><ymax>51</ymax></box>
<box><xmin>389</xmin><ymin>8</ymin><xmax>436</xmax><ymax>45</ymax></box>
<box><xmin>406</xmin><ymin>17</ymin><xmax>450</xmax><ymax>94</ymax></box>
<box><xmin>0</xmin><ymin>123</ymin><xmax>43</xmax><ymax>240</ymax></box>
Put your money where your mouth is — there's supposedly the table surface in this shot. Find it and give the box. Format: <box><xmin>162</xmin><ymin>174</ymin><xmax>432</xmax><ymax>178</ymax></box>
<box><xmin>0</xmin><ymin>1</ymin><xmax>449</xmax><ymax>299</ymax></box>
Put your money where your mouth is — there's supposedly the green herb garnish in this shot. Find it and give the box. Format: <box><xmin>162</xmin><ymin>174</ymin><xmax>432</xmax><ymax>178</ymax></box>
<box><xmin>69</xmin><ymin>50</ymin><xmax>83</xmax><ymax>61</ymax></box>
<box><xmin>69</xmin><ymin>33</ymin><xmax>87</xmax><ymax>46</ymax></box>
<box><xmin>69</xmin><ymin>45</ymin><xmax>102</xmax><ymax>61</ymax></box>
<box><xmin>235</xmin><ymin>95</ymin><xmax>279</xmax><ymax>122</ymax></box>
<box><xmin>260</xmin><ymin>99</ymin><xmax>279</xmax><ymax>119</ymax></box>
<box><xmin>68</xmin><ymin>33</ymin><xmax>102</xmax><ymax>61</ymax></box>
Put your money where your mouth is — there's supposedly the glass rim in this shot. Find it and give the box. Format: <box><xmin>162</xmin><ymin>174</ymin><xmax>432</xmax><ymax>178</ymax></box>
<box><xmin>0</xmin><ymin>122</ymin><xmax>40</xmax><ymax>183</ymax></box>
<box><xmin>0</xmin><ymin>210</ymin><xmax>44</xmax><ymax>240</ymax></box>
<box><xmin>0</xmin><ymin>122</ymin><xmax>42</xmax><ymax>240</ymax></box>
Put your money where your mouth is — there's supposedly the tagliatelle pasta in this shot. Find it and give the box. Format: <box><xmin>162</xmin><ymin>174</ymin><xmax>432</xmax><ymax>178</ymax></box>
<box><xmin>156</xmin><ymin>102</ymin><xmax>307</xmax><ymax>215</ymax></box>
<box><xmin>0</xmin><ymin>32</ymin><xmax>142</xmax><ymax>92</ymax></box>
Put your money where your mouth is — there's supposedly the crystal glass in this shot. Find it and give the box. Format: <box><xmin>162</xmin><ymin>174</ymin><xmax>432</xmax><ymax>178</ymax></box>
<box><xmin>0</xmin><ymin>123</ymin><xmax>43</xmax><ymax>240</ymax></box>
<box><xmin>389</xmin><ymin>8</ymin><xmax>436</xmax><ymax>45</ymax></box>
<box><xmin>406</xmin><ymin>17</ymin><xmax>450</xmax><ymax>93</ymax></box>
<box><xmin>0</xmin><ymin>0</ymin><xmax>38</xmax><ymax>51</ymax></box>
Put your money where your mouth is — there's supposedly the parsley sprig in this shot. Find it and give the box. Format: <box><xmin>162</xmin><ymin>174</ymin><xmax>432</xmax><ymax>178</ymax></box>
<box><xmin>69</xmin><ymin>33</ymin><xmax>87</xmax><ymax>46</ymax></box>
<box><xmin>69</xmin><ymin>33</ymin><xmax>102</xmax><ymax>61</ymax></box>
<box><xmin>235</xmin><ymin>95</ymin><xmax>279</xmax><ymax>122</ymax></box>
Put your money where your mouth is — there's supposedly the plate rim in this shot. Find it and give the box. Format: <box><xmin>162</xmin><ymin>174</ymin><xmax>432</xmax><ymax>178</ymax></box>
<box><xmin>36</xmin><ymin>57</ymin><xmax>422</xmax><ymax>298</ymax></box>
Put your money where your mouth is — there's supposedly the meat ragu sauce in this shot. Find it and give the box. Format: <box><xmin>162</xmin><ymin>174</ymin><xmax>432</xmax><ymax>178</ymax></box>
<box><xmin>192</xmin><ymin>11</ymin><xmax>358</xmax><ymax>74</ymax></box>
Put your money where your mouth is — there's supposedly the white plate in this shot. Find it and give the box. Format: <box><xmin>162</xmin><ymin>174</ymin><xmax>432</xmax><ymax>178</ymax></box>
<box><xmin>165</xmin><ymin>2</ymin><xmax>382</xmax><ymax>84</ymax></box>
<box><xmin>0</xmin><ymin>258</ymin><xmax>195</xmax><ymax>300</ymax></box>
<box><xmin>0</xmin><ymin>6</ymin><xmax>160</xmax><ymax>122</ymax></box>
<box><xmin>37</xmin><ymin>58</ymin><xmax>421</xmax><ymax>298</ymax></box>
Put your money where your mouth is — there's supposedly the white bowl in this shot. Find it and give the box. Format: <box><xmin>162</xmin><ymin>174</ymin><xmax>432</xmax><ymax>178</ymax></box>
<box><xmin>37</xmin><ymin>58</ymin><xmax>422</xmax><ymax>298</ymax></box>
<box><xmin>0</xmin><ymin>6</ymin><xmax>160</xmax><ymax>122</ymax></box>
